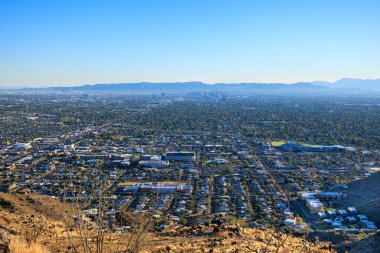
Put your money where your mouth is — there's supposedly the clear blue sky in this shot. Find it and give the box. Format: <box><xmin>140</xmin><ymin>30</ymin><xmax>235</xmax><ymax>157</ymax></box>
<box><xmin>1</xmin><ymin>0</ymin><xmax>379</xmax><ymax>87</ymax></box>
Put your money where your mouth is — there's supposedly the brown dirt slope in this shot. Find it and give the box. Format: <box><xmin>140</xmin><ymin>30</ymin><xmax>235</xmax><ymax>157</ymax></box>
<box><xmin>344</xmin><ymin>233</ymin><xmax>380</xmax><ymax>253</ymax></box>
<box><xmin>0</xmin><ymin>193</ymin><xmax>75</xmax><ymax>253</ymax></box>
<box><xmin>345</xmin><ymin>172</ymin><xmax>380</xmax><ymax>225</ymax></box>
<box><xmin>0</xmin><ymin>193</ymin><xmax>75</xmax><ymax>221</ymax></box>
<box><xmin>313</xmin><ymin>230</ymin><xmax>380</xmax><ymax>253</ymax></box>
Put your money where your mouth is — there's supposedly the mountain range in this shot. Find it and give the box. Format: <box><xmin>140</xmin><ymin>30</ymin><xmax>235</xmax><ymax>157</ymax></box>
<box><xmin>314</xmin><ymin>78</ymin><xmax>380</xmax><ymax>91</ymax></box>
<box><xmin>6</xmin><ymin>78</ymin><xmax>380</xmax><ymax>94</ymax></box>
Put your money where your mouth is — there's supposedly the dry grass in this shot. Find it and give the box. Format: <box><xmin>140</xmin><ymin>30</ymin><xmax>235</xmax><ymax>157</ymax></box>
<box><xmin>9</xmin><ymin>237</ymin><xmax>50</xmax><ymax>253</ymax></box>
<box><xmin>150</xmin><ymin>226</ymin><xmax>334</xmax><ymax>253</ymax></box>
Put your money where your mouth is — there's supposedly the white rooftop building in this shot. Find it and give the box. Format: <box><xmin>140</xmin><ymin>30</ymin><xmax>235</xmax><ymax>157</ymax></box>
<box><xmin>14</xmin><ymin>142</ymin><xmax>32</xmax><ymax>150</ymax></box>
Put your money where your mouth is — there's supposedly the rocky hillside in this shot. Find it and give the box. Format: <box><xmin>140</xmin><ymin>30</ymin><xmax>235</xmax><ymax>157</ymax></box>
<box><xmin>0</xmin><ymin>192</ymin><xmax>75</xmax><ymax>221</ymax></box>
<box><xmin>0</xmin><ymin>193</ymin><xmax>335</xmax><ymax>252</ymax></box>
<box><xmin>345</xmin><ymin>172</ymin><xmax>380</xmax><ymax>225</ymax></box>
<box><xmin>149</xmin><ymin>225</ymin><xmax>333</xmax><ymax>253</ymax></box>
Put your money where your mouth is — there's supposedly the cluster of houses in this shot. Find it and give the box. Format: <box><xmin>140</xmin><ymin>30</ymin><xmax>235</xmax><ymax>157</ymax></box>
<box><xmin>319</xmin><ymin>207</ymin><xmax>378</xmax><ymax>231</ymax></box>
<box><xmin>196</xmin><ymin>177</ymin><xmax>210</xmax><ymax>213</ymax></box>
<box><xmin>1</xmin><ymin>95</ymin><xmax>378</xmax><ymax>236</ymax></box>
<box><xmin>299</xmin><ymin>191</ymin><xmax>377</xmax><ymax>232</ymax></box>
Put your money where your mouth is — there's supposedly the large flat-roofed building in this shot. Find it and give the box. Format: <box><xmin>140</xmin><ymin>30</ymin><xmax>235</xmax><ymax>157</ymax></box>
<box><xmin>78</xmin><ymin>154</ymin><xmax>112</xmax><ymax>161</ymax></box>
<box><xmin>299</xmin><ymin>191</ymin><xmax>324</xmax><ymax>213</ymax></box>
<box><xmin>14</xmin><ymin>142</ymin><xmax>32</xmax><ymax>150</ymax></box>
<box><xmin>165</xmin><ymin>151</ymin><xmax>196</xmax><ymax>161</ymax></box>
<box><xmin>123</xmin><ymin>182</ymin><xmax>193</xmax><ymax>194</ymax></box>
<box><xmin>138</xmin><ymin>160</ymin><xmax>169</xmax><ymax>168</ymax></box>
<box><xmin>316</xmin><ymin>191</ymin><xmax>342</xmax><ymax>201</ymax></box>
<box><xmin>280</xmin><ymin>141</ymin><xmax>356</xmax><ymax>152</ymax></box>
<box><xmin>306</xmin><ymin>198</ymin><xmax>324</xmax><ymax>213</ymax></box>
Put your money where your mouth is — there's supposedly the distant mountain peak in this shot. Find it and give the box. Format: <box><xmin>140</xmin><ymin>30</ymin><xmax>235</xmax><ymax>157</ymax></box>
<box><xmin>310</xmin><ymin>78</ymin><xmax>380</xmax><ymax>91</ymax></box>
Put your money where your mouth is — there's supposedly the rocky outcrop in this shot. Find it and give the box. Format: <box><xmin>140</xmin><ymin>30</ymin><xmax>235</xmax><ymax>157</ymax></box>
<box><xmin>0</xmin><ymin>233</ymin><xmax>10</xmax><ymax>253</ymax></box>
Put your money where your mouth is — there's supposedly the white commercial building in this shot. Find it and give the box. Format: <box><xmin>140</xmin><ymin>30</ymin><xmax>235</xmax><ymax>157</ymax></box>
<box><xmin>14</xmin><ymin>142</ymin><xmax>32</xmax><ymax>150</ymax></box>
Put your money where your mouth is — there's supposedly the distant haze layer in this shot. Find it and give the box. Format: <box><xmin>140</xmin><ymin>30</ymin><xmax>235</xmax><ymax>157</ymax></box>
<box><xmin>2</xmin><ymin>78</ymin><xmax>380</xmax><ymax>94</ymax></box>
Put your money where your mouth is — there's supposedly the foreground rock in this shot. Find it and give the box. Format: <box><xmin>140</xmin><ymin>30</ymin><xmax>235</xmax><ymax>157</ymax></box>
<box><xmin>0</xmin><ymin>233</ymin><xmax>10</xmax><ymax>253</ymax></box>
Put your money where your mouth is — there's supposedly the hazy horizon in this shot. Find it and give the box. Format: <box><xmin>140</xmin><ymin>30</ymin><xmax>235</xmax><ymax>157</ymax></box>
<box><xmin>2</xmin><ymin>77</ymin><xmax>380</xmax><ymax>89</ymax></box>
<box><xmin>1</xmin><ymin>0</ymin><xmax>380</xmax><ymax>87</ymax></box>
